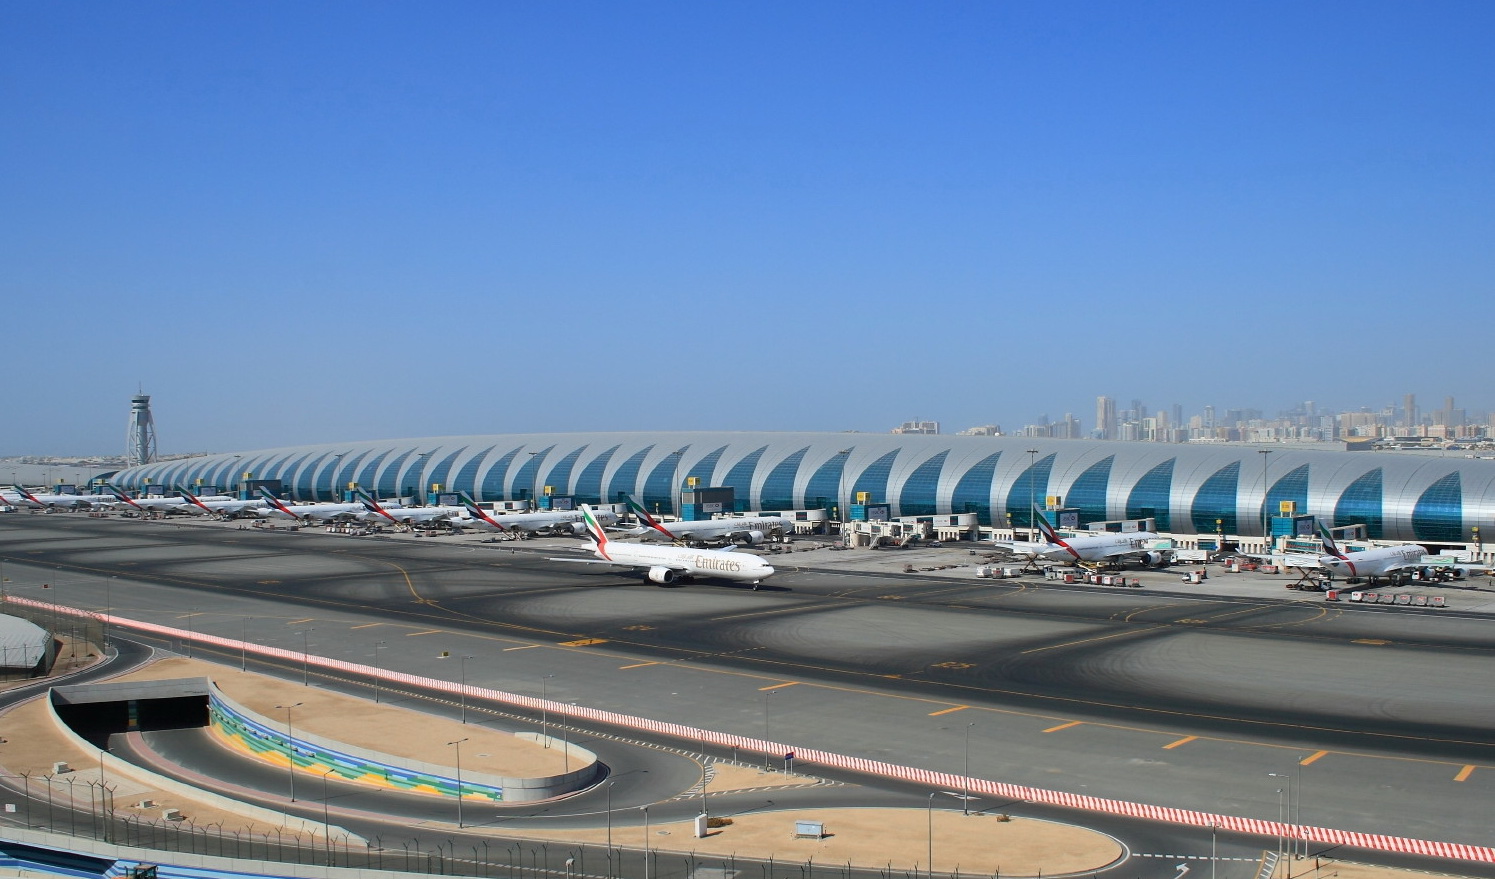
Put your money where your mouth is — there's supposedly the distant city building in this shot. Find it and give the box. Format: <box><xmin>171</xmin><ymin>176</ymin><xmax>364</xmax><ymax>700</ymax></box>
<box><xmin>1095</xmin><ymin>396</ymin><xmax>1117</xmax><ymax>441</ymax></box>
<box><xmin>892</xmin><ymin>420</ymin><xmax>940</xmax><ymax>435</ymax></box>
<box><xmin>957</xmin><ymin>425</ymin><xmax>1002</xmax><ymax>436</ymax></box>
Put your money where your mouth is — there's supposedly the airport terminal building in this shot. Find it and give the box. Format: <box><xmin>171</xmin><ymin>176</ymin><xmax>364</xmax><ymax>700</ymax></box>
<box><xmin>105</xmin><ymin>432</ymin><xmax>1495</xmax><ymax>543</ymax></box>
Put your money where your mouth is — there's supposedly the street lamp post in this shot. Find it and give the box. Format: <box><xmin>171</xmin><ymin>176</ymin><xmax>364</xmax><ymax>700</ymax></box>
<box><xmin>962</xmin><ymin>721</ymin><xmax>976</xmax><ymax>815</ymax></box>
<box><xmin>1270</xmin><ymin>771</ymin><xmax>1295</xmax><ymax>862</ymax></box>
<box><xmin>300</xmin><ymin>628</ymin><xmax>314</xmax><ymax>686</ymax></box>
<box><xmin>1025</xmin><ymin>448</ymin><xmax>1040</xmax><ymax>541</ymax></box>
<box><xmin>321</xmin><ymin>767</ymin><xmax>336</xmax><ymax>861</ymax></box>
<box><xmin>460</xmin><ymin>655</ymin><xmax>474</xmax><ymax>724</ymax></box>
<box><xmin>1274</xmin><ymin>786</ymin><xmax>1285</xmax><ymax>874</ymax></box>
<box><xmin>762</xmin><ymin>689</ymin><xmax>776</xmax><ymax>769</ymax></box>
<box><xmin>642</xmin><ymin>805</ymin><xmax>651</xmax><ymax>879</ymax></box>
<box><xmin>926</xmin><ymin>792</ymin><xmax>936</xmax><ymax>879</ymax></box>
<box><xmin>527</xmin><ymin>451</ymin><xmax>542</xmax><ymax>511</ymax></box>
<box><xmin>240</xmin><ymin>616</ymin><xmax>248</xmax><ymax>671</ymax></box>
<box><xmin>373</xmin><ymin>640</ymin><xmax>387</xmax><ymax>703</ymax></box>
<box><xmin>274</xmin><ymin>703</ymin><xmax>304</xmax><ymax>801</ymax></box>
<box><xmin>1211</xmin><ymin>822</ymin><xmax>1218</xmax><ymax>879</ymax></box>
<box><xmin>1259</xmin><ymin>449</ymin><xmax>1273</xmax><ymax>552</ymax></box>
<box><xmin>448</xmin><ymin>738</ymin><xmax>469</xmax><ymax>828</ymax></box>
<box><xmin>605</xmin><ymin>781</ymin><xmax>616</xmax><ymax>878</ymax></box>
<box><xmin>542</xmin><ymin>674</ymin><xmax>554</xmax><ymax>743</ymax></box>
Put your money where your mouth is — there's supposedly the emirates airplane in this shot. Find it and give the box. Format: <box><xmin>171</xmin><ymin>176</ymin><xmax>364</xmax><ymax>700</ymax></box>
<box><xmin>451</xmin><ymin>492</ymin><xmax>618</xmax><ymax>537</ymax></box>
<box><xmin>7</xmin><ymin>485</ymin><xmax>111</xmax><ymax>510</ymax></box>
<box><xmin>1316</xmin><ymin>523</ymin><xmax>1486</xmax><ymax>584</ymax></box>
<box><xmin>994</xmin><ymin>506</ymin><xmax>1169</xmax><ymax>567</ymax></box>
<box><xmin>622</xmin><ymin>495</ymin><xmax>794</xmax><ymax>546</ymax></box>
<box><xmin>549</xmin><ymin>505</ymin><xmax>776</xmax><ymax>587</ymax></box>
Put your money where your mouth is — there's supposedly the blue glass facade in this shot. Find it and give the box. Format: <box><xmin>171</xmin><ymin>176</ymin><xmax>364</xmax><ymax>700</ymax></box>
<box><xmin>1126</xmin><ymin>458</ymin><xmax>1174</xmax><ymax>532</ymax></box>
<box><xmin>760</xmin><ymin>448</ymin><xmax>810</xmax><ymax>510</ymax></box>
<box><xmin>541</xmin><ymin>446</ymin><xmax>587</xmax><ymax>497</ymax></box>
<box><xmin>511</xmin><ymin>446</ymin><xmax>554</xmax><ymax>501</ymax></box>
<box><xmin>804</xmin><ymin>451</ymin><xmax>851</xmax><ymax>511</ymax></box>
<box><xmin>1263</xmin><ymin>464</ymin><xmax>1310</xmax><ymax>527</ymax></box>
<box><xmin>1191</xmin><ymin>462</ymin><xmax>1240</xmax><ymax>535</ymax></box>
<box><xmin>573</xmin><ymin>445</ymin><xmax>621</xmax><ymax>505</ymax></box>
<box><xmin>642</xmin><ymin>447</ymin><xmax>691</xmax><ymax>514</ymax></box>
<box><xmin>852</xmin><ymin>451</ymin><xmax>900</xmax><ymax>506</ymax></box>
<box><xmin>1412</xmin><ymin>472</ymin><xmax>1462</xmax><ymax>541</ymax></box>
<box><xmin>1334</xmin><ymin>468</ymin><xmax>1383</xmax><ymax>539</ymax></box>
<box><xmin>1067</xmin><ymin>456</ymin><xmax>1114</xmax><ymax>527</ymax></box>
<box><xmin>478</xmin><ymin>449</ymin><xmax>521</xmax><ymax>501</ymax></box>
<box><xmin>607</xmin><ymin>446</ymin><xmax>655</xmax><ymax>503</ymax></box>
<box><xmin>898</xmin><ymin>452</ymin><xmax>948</xmax><ymax>517</ymax></box>
<box><xmin>951</xmin><ymin>452</ymin><xmax>1001</xmax><ymax>524</ymax></box>
<box><xmin>1006</xmin><ymin>454</ymin><xmax>1056</xmax><ymax>529</ymax></box>
<box><xmin>721</xmin><ymin>446</ymin><xmax>769</xmax><ymax>506</ymax></box>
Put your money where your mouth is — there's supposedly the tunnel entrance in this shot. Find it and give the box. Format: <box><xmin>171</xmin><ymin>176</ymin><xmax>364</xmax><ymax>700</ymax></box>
<box><xmin>50</xmin><ymin>678</ymin><xmax>211</xmax><ymax>748</ymax></box>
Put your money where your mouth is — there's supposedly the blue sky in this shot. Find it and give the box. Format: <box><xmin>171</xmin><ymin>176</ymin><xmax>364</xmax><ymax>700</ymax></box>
<box><xmin>3</xmin><ymin>2</ymin><xmax>1492</xmax><ymax>454</ymax></box>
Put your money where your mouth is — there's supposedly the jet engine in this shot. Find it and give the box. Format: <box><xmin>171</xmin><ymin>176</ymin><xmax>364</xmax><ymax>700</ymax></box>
<box><xmin>1138</xmin><ymin>551</ymin><xmax>1171</xmax><ymax>567</ymax></box>
<box><xmin>568</xmin><ymin>521</ymin><xmax>589</xmax><ymax>536</ymax></box>
<box><xmin>647</xmin><ymin>566</ymin><xmax>677</xmax><ymax>584</ymax></box>
<box><xmin>738</xmin><ymin>530</ymin><xmax>766</xmax><ymax>546</ymax></box>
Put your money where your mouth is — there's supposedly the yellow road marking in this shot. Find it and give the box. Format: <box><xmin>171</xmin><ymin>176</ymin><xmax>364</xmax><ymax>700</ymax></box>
<box><xmin>406</xmin><ymin>629</ymin><xmax>441</xmax><ymax>637</ymax></box>
<box><xmin>1044</xmin><ymin>721</ymin><xmax>1083</xmax><ymax>733</ymax></box>
<box><xmin>559</xmin><ymin>638</ymin><xmax>608</xmax><ymax>647</ymax></box>
<box><xmin>1021</xmin><ymin>625</ymin><xmax>1165</xmax><ymax>655</ymax></box>
<box><xmin>620</xmin><ymin>661</ymin><xmax>660</xmax><ymax>670</ymax></box>
<box><xmin>1300</xmin><ymin>750</ymin><xmax>1329</xmax><ymax>765</ymax></box>
<box><xmin>176</xmin><ymin>612</ymin><xmax>205</xmax><ymax>618</ymax></box>
<box><xmin>929</xmin><ymin>706</ymin><xmax>970</xmax><ymax>716</ymax></box>
<box><xmin>759</xmin><ymin>682</ymin><xmax>799</xmax><ymax>691</ymax></box>
<box><xmin>503</xmin><ymin>644</ymin><xmax>539</xmax><ymax>651</ymax></box>
<box><xmin>1163</xmin><ymin>735</ymin><xmax>1198</xmax><ymax>750</ymax></box>
<box><xmin>1455</xmin><ymin>765</ymin><xmax>1476</xmax><ymax>782</ymax></box>
<box><xmin>287</xmin><ymin>618</ymin><xmax>314</xmax><ymax>625</ymax></box>
<box><xmin>350</xmin><ymin>622</ymin><xmax>383</xmax><ymax>629</ymax></box>
<box><xmin>1353</xmin><ymin>639</ymin><xmax>1391</xmax><ymax>645</ymax></box>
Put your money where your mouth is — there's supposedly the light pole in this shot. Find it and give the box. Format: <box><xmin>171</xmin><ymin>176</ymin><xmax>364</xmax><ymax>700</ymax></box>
<box><xmin>460</xmin><ymin>655</ymin><xmax>474</xmax><ymax>724</ymax></box>
<box><xmin>642</xmin><ymin>805</ymin><xmax>651</xmax><ymax>879</ymax></box>
<box><xmin>1274</xmin><ymin>786</ymin><xmax>1285</xmax><ymax>873</ymax></box>
<box><xmin>542</xmin><ymin>674</ymin><xmax>554</xmax><ymax>743</ymax></box>
<box><xmin>762</xmin><ymin>689</ymin><xmax>776</xmax><ymax>769</ymax></box>
<box><xmin>300</xmin><ymin>628</ymin><xmax>314</xmax><ymax>686</ymax></box>
<box><xmin>1025</xmin><ymin>448</ymin><xmax>1040</xmax><ymax>541</ymax></box>
<box><xmin>275</xmin><ymin>703</ymin><xmax>304</xmax><ymax>801</ymax></box>
<box><xmin>448</xmin><ymin>737</ymin><xmax>469</xmax><ymax>828</ymax></box>
<box><xmin>961</xmin><ymin>721</ymin><xmax>976</xmax><ymax>815</ymax></box>
<box><xmin>605</xmin><ymin>781</ymin><xmax>616</xmax><ymax>878</ymax></box>
<box><xmin>240</xmin><ymin>616</ymin><xmax>248</xmax><ymax>671</ymax></box>
<box><xmin>1259</xmin><ymin>449</ymin><xmax>1273</xmax><ymax>552</ymax></box>
<box><xmin>527</xmin><ymin>451</ymin><xmax>542</xmax><ymax>511</ymax></box>
<box><xmin>321</xmin><ymin>767</ymin><xmax>336</xmax><ymax>860</ymax></box>
<box><xmin>1270</xmin><ymin>770</ymin><xmax>1294</xmax><ymax>862</ymax></box>
<box><xmin>926</xmin><ymin>792</ymin><xmax>936</xmax><ymax>879</ymax></box>
<box><xmin>373</xmin><ymin>640</ymin><xmax>387</xmax><ymax>703</ymax></box>
<box><xmin>1211</xmin><ymin>822</ymin><xmax>1218</xmax><ymax>879</ymax></box>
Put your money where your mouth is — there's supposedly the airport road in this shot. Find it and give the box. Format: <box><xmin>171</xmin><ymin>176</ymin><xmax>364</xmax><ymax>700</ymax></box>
<box><xmin>3</xmin><ymin>513</ymin><xmax>1494</xmax><ymax>851</ymax></box>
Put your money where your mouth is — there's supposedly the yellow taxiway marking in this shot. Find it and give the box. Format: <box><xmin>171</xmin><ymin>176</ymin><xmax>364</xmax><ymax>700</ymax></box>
<box><xmin>406</xmin><ymin>629</ymin><xmax>441</xmax><ymax>637</ymax></box>
<box><xmin>619</xmin><ymin>661</ymin><xmax>660</xmax><ymax>670</ymax></box>
<box><xmin>759</xmin><ymin>682</ymin><xmax>800</xmax><ymax>691</ymax></box>
<box><xmin>559</xmin><ymin>638</ymin><xmax>608</xmax><ymax>647</ymax></box>
<box><xmin>1353</xmin><ymin>639</ymin><xmax>1392</xmax><ymax>645</ymax></box>
<box><xmin>1163</xmin><ymin>735</ymin><xmax>1198</xmax><ymax>750</ymax></box>
<box><xmin>503</xmin><ymin>644</ymin><xmax>540</xmax><ymax>651</ymax></box>
<box><xmin>1455</xmin><ymin>765</ymin><xmax>1476</xmax><ymax>782</ymax></box>
<box><xmin>1300</xmin><ymin>750</ymin><xmax>1329</xmax><ymax>765</ymax></box>
<box><xmin>349</xmin><ymin>622</ymin><xmax>383</xmax><ymax>629</ymax></box>
<box><xmin>1021</xmin><ymin>625</ymin><xmax>1165</xmax><ymax>655</ymax></box>
<box><xmin>287</xmin><ymin>618</ymin><xmax>314</xmax><ymax>625</ymax></box>
<box><xmin>1043</xmin><ymin>721</ymin><xmax>1083</xmax><ymax>733</ymax></box>
<box><xmin>928</xmin><ymin>705</ymin><xmax>970</xmax><ymax>716</ymax></box>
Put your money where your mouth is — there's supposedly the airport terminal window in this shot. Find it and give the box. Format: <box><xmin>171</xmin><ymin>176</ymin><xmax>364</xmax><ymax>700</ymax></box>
<box><xmin>356</xmin><ymin>450</ymin><xmax>392</xmax><ymax>494</ymax></box>
<box><xmin>642</xmin><ymin>446</ymin><xmax>692</xmax><ymax>514</ymax></box>
<box><xmin>1006</xmin><ymin>453</ymin><xmax>1056</xmax><ymax>530</ymax></box>
<box><xmin>425</xmin><ymin>447</ymin><xmax>469</xmax><ymax>496</ymax></box>
<box><xmin>573</xmin><ymin>444</ymin><xmax>621</xmax><ymax>505</ymax></box>
<box><xmin>1067</xmin><ymin>456</ymin><xmax>1114</xmax><ymax>528</ymax></box>
<box><xmin>1333</xmin><ymin>467</ymin><xmax>1383</xmax><ymax>539</ymax></box>
<box><xmin>1126</xmin><ymin>458</ymin><xmax>1174</xmax><ymax>532</ymax></box>
<box><xmin>759</xmin><ymin>447</ymin><xmax>811</xmax><ymax>511</ymax></box>
<box><xmin>477</xmin><ymin>448</ymin><xmax>522</xmax><ymax>501</ymax></box>
<box><xmin>603</xmin><ymin>445</ymin><xmax>656</xmax><ymax>502</ymax></box>
<box><xmin>804</xmin><ymin>449</ymin><xmax>853</xmax><ymax>511</ymax></box>
<box><xmin>898</xmin><ymin>451</ymin><xmax>948</xmax><ymax>517</ymax></box>
<box><xmin>541</xmin><ymin>445</ymin><xmax>588</xmax><ymax>496</ymax></box>
<box><xmin>684</xmin><ymin>445</ymin><xmax>730</xmax><ymax>489</ymax></box>
<box><xmin>513</xmin><ymin>446</ymin><xmax>556</xmax><ymax>502</ymax></box>
<box><xmin>950</xmin><ymin>452</ymin><xmax>1001</xmax><ymax>525</ymax></box>
<box><xmin>721</xmin><ymin>445</ymin><xmax>769</xmax><ymax>502</ymax></box>
<box><xmin>374</xmin><ymin>449</ymin><xmax>418</xmax><ymax>498</ymax></box>
<box><xmin>449</xmin><ymin>445</ymin><xmax>497</xmax><ymax>499</ymax></box>
<box><xmin>851</xmin><ymin>450</ymin><xmax>900</xmax><ymax>509</ymax></box>
<box><xmin>1412</xmin><ymin>472</ymin><xmax>1463</xmax><ymax>542</ymax></box>
<box><xmin>265</xmin><ymin>451</ymin><xmax>316</xmax><ymax>491</ymax></box>
<box><xmin>292</xmin><ymin>450</ymin><xmax>339</xmax><ymax>499</ymax></box>
<box><xmin>1190</xmin><ymin>461</ymin><xmax>1239</xmax><ymax>535</ymax></box>
<box><xmin>1263</xmin><ymin>464</ymin><xmax>1310</xmax><ymax>527</ymax></box>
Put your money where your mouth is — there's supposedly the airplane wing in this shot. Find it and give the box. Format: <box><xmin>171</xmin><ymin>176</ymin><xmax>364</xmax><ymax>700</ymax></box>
<box><xmin>991</xmin><ymin>542</ymin><xmax>1045</xmax><ymax>555</ymax></box>
<box><xmin>546</xmin><ymin>557</ymin><xmax>690</xmax><ymax>572</ymax></box>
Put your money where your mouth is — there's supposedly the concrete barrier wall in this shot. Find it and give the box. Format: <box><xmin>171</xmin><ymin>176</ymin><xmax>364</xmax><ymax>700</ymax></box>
<box><xmin>211</xmin><ymin>685</ymin><xmax>599</xmax><ymax>802</ymax></box>
<box><xmin>40</xmin><ymin>689</ymin><xmax>346</xmax><ymax>840</ymax></box>
<box><xmin>13</xmin><ymin>596</ymin><xmax>1495</xmax><ymax>865</ymax></box>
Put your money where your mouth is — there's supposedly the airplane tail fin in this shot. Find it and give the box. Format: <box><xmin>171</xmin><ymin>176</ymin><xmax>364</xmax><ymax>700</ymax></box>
<box><xmin>176</xmin><ymin>486</ymin><xmax>211</xmax><ymax>511</ymax></box>
<box><xmin>626</xmin><ymin>494</ymin><xmax>675</xmax><ymax>538</ymax></box>
<box><xmin>580</xmin><ymin>505</ymin><xmax>610</xmax><ymax>546</ymax></box>
<box><xmin>1031</xmin><ymin>505</ymin><xmax>1062</xmax><ymax>544</ymax></box>
<box><xmin>102</xmin><ymin>484</ymin><xmax>144</xmax><ymax>510</ymax></box>
<box><xmin>1317</xmin><ymin>521</ymin><xmax>1347</xmax><ymax>558</ymax></box>
<box><xmin>11</xmin><ymin>484</ymin><xmax>40</xmax><ymax>504</ymax></box>
<box><xmin>257</xmin><ymin>487</ymin><xmax>294</xmax><ymax>515</ymax></box>
<box><xmin>456</xmin><ymin>491</ymin><xmax>506</xmax><ymax>530</ymax></box>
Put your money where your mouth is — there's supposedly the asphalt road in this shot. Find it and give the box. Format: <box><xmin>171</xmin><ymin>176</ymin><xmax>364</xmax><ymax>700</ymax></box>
<box><xmin>3</xmin><ymin>513</ymin><xmax>1494</xmax><ymax>859</ymax></box>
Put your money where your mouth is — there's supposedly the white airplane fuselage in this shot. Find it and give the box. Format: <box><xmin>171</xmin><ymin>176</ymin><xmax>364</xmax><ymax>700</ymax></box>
<box><xmin>460</xmin><ymin>508</ymin><xmax>619</xmax><ymax>534</ymax></box>
<box><xmin>1320</xmin><ymin>544</ymin><xmax>1430</xmax><ymax>580</ymax></box>
<box><xmin>592</xmin><ymin>540</ymin><xmax>776</xmax><ymax>585</ymax></box>
<box><xmin>1005</xmin><ymin>531</ymin><xmax>1164</xmax><ymax>564</ymax></box>
<box><xmin>630</xmin><ymin>516</ymin><xmax>793</xmax><ymax>545</ymax></box>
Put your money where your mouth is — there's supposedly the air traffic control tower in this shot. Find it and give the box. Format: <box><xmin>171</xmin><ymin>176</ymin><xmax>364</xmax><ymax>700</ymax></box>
<box><xmin>127</xmin><ymin>393</ymin><xmax>158</xmax><ymax>466</ymax></box>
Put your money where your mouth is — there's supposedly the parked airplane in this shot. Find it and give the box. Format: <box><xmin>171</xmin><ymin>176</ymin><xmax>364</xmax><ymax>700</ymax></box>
<box><xmin>102</xmin><ymin>485</ymin><xmax>233</xmax><ymax>513</ymax></box>
<box><xmin>622</xmin><ymin>495</ymin><xmax>793</xmax><ymax>546</ymax></box>
<box><xmin>549</xmin><ymin>505</ymin><xmax>776</xmax><ymax>587</ymax></box>
<box><xmin>450</xmin><ymin>492</ymin><xmax>619</xmax><ymax>537</ymax></box>
<box><xmin>174</xmin><ymin>488</ymin><xmax>268</xmax><ymax>518</ymax></box>
<box><xmin>6</xmin><ymin>485</ymin><xmax>110</xmax><ymax>510</ymax></box>
<box><xmin>1315</xmin><ymin>523</ymin><xmax>1485</xmax><ymax>584</ymax></box>
<box><xmin>255</xmin><ymin>488</ymin><xmax>373</xmax><ymax>522</ymax></box>
<box><xmin>994</xmin><ymin>506</ymin><xmax>1169</xmax><ymax>568</ymax></box>
<box><xmin>358</xmin><ymin>494</ymin><xmax>465</xmax><ymax>525</ymax></box>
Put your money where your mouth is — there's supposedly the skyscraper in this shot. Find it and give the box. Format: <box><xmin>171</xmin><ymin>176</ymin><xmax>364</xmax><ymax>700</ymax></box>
<box><xmin>1096</xmin><ymin>396</ymin><xmax>1117</xmax><ymax>440</ymax></box>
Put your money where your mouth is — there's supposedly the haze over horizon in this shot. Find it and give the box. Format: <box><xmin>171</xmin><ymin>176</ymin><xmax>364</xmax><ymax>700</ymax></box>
<box><xmin>4</xmin><ymin>3</ymin><xmax>1492</xmax><ymax>456</ymax></box>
